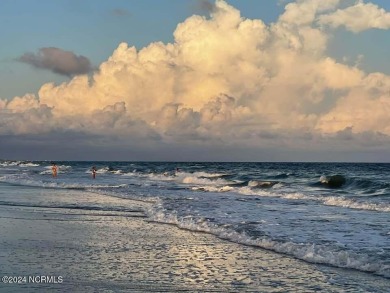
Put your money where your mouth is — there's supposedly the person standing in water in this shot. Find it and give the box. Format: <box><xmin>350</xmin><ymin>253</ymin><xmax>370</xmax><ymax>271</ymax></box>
<box><xmin>91</xmin><ymin>166</ymin><xmax>97</xmax><ymax>179</ymax></box>
<box><xmin>52</xmin><ymin>163</ymin><xmax>58</xmax><ymax>178</ymax></box>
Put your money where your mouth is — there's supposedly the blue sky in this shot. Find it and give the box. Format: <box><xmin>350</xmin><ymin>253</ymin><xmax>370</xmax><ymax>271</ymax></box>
<box><xmin>1</xmin><ymin>0</ymin><xmax>389</xmax><ymax>100</ymax></box>
<box><xmin>0</xmin><ymin>0</ymin><xmax>283</xmax><ymax>99</ymax></box>
<box><xmin>1</xmin><ymin>0</ymin><xmax>390</xmax><ymax>161</ymax></box>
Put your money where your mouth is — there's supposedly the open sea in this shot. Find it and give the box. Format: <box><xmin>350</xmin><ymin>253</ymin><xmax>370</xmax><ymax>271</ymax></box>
<box><xmin>0</xmin><ymin>160</ymin><xmax>389</xmax><ymax>291</ymax></box>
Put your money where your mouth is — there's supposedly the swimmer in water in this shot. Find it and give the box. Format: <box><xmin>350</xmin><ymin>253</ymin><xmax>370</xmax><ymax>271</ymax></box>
<box><xmin>91</xmin><ymin>166</ymin><xmax>97</xmax><ymax>179</ymax></box>
<box><xmin>52</xmin><ymin>163</ymin><xmax>58</xmax><ymax>178</ymax></box>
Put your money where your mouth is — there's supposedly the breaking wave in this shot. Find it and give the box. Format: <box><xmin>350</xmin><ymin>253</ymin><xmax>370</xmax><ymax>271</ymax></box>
<box><xmin>146</xmin><ymin>207</ymin><xmax>390</xmax><ymax>278</ymax></box>
<box><xmin>0</xmin><ymin>161</ymin><xmax>40</xmax><ymax>167</ymax></box>
<box><xmin>0</xmin><ymin>175</ymin><xmax>128</xmax><ymax>190</ymax></box>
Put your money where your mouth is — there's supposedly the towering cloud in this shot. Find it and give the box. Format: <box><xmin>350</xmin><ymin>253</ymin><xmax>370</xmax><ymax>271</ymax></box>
<box><xmin>2</xmin><ymin>0</ymin><xmax>390</xmax><ymax>158</ymax></box>
<box><xmin>18</xmin><ymin>47</ymin><xmax>93</xmax><ymax>77</ymax></box>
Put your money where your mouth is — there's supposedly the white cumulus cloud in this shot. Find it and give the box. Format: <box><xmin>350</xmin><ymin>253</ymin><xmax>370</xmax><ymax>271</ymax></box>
<box><xmin>318</xmin><ymin>1</ymin><xmax>390</xmax><ymax>32</ymax></box>
<box><xmin>1</xmin><ymin>0</ymin><xmax>390</xmax><ymax>159</ymax></box>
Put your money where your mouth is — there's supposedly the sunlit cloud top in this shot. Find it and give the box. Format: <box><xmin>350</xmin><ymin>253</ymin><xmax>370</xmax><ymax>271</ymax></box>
<box><xmin>1</xmin><ymin>0</ymin><xmax>389</xmax><ymax>161</ymax></box>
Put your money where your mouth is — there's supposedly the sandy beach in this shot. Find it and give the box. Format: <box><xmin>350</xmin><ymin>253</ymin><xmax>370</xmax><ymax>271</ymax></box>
<box><xmin>0</xmin><ymin>186</ymin><xmax>388</xmax><ymax>292</ymax></box>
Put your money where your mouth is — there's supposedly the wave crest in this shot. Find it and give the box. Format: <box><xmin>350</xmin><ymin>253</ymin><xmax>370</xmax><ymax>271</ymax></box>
<box><xmin>146</xmin><ymin>207</ymin><xmax>390</xmax><ymax>278</ymax></box>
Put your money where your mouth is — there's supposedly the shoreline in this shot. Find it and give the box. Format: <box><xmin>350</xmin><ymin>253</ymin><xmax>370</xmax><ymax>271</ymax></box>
<box><xmin>0</xmin><ymin>187</ymin><xmax>389</xmax><ymax>292</ymax></box>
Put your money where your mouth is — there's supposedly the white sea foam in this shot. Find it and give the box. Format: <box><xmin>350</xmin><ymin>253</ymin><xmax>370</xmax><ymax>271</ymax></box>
<box><xmin>181</xmin><ymin>176</ymin><xmax>231</xmax><ymax>186</ymax></box>
<box><xmin>147</xmin><ymin>173</ymin><xmax>176</xmax><ymax>181</ymax></box>
<box><xmin>233</xmin><ymin>186</ymin><xmax>390</xmax><ymax>212</ymax></box>
<box><xmin>0</xmin><ymin>176</ymin><xmax>58</xmax><ymax>188</ymax></box>
<box><xmin>18</xmin><ymin>162</ymin><xmax>40</xmax><ymax>167</ymax></box>
<box><xmin>42</xmin><ymin>165</ymin><xmax>72</xmax><ymax>174</ymax></box>
<box><xmin>122</xmin><ymin>171</ymin><xmax>138</xmax><ymax>177</ymax></box>
<box><xmin>41</xmin><ymin>167</ymin><xmax>70</xmax><ymax>175</ymax></box>
<box><xmin>118</xmin><ymin>169</ymin><xmax>390</xmax><ymax>213</ymax></box>
<box><xmin>191</xmin><ymin>186</ymin><xmax>234</xmax><ymax>192</ymax></box>
<box><xmin>83</xmin><ymin>183</ymin><xmax>128</xmax><ymax>189</ymax></box>
<box><xmin>322</xmin><ymin>196</ymin><xmax>390</xmax><ymax>212</ymax></box>
<box><xmin>146</xmin><ymin>207</ymin><xmax>390</xmax><ymax>278</ymax></box>
<box><xmin>320</xmin><ymin>175</ymin><xmax>328</xmax><ymax>183</ymax></box>
<box><xmin>0</xmin><ymin>175</ymin><xmax>127</xmax><ymax>190</ymax></box>
<box><xmin>0</xmin><ymin>161</ymin><xmax>21</xmax><ymax>167</ymax></box>
<box><xmin>96</xmin><ymin>167</ymin><xmax>109</xmax><ymax>174</ymax></box>
<box><xmin>139</xmin><ymin>171</ymin><xmax>232</xmax><ymax>186</ymax></box>
<box><xmin>236</xmin><ymin>187</ymin><xmax>277</xmax><ymax>197</ymax></box>
<box><xmin>84</xmin><ymin>167</ymin><xmax>122</xmax><ymax>174</ymax></box>
<box><xmin>60</xmin><ymin>165</ymin><xmax>72</xmax><ymax>169</ymax></box>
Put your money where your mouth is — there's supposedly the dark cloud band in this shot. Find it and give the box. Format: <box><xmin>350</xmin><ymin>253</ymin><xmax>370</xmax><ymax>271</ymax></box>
<box><xmin>18</xmin><ymin>47</ymin><xmax>93</xmax><ymax>77</ymax></box>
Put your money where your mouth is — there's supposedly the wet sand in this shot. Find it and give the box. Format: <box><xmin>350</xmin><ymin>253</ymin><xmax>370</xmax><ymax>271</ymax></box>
<box><xmin>0</xmin><ymin>188</ymin><xmax>388</xmax><ymax>292</ymax></box>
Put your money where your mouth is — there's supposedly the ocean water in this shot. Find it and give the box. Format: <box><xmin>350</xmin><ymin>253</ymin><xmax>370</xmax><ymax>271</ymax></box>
<box><xmin>0</xmin><ymin>160</ymin><xmax>389</xmax><ymax>289</ymax></box>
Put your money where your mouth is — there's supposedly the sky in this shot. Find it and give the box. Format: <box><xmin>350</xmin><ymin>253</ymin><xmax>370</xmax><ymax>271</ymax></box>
<box><xmin>0</xmin><ymin>0</ymin><xmax>390</xmax><ymax>161</ymax></box>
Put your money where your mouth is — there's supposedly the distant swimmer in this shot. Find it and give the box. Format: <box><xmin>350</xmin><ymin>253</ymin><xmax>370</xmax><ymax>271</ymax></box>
<box><xmin>52</xmin><ymin>163</ymin><xmax>58</xmax><ymax>178</ymax></box>
<box><xmin>91</xmin><ymin>166</ymin><xmax>97</xmax><ymax>179</ymax></box>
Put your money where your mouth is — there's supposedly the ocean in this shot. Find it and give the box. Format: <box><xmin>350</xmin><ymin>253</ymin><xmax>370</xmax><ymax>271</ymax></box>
<box><xmin>0</xmin><ymin>160</ymin><xmax>389</xmax><ymax>291</ymax></box>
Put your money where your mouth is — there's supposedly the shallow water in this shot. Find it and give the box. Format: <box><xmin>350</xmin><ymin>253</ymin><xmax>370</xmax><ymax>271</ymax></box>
<box><xmin>0</xmin><ymin>187</ymin><xmax>388</xmax><ymax>292</ymax></box>
<box><xmin>0</xmin><ymin>160</ymin><xmax>389</xmax><ymax>291</ymax></box>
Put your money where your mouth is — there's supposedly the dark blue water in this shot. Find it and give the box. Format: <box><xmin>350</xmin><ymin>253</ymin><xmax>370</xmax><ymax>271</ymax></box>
<box><xmin>0</xmin><ymin>160</ymin><xmax>389</xmax><ymax>279</ymax></box>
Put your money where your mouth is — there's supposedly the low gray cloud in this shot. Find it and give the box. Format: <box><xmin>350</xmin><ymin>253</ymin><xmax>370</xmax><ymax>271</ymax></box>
<box><xmin>18</xmin><ymin>47</ymin><xmax>93</xmax><ymax>77</ymax></box>
<box><xmin>195</xmin><ymin>0</ymin><xmax>216</xmax><ymax>13</ymax></box>
<box><xmin>1</xmin><ymin>130</ymin><xmax>389</xmax><ymax>161</ymax></box>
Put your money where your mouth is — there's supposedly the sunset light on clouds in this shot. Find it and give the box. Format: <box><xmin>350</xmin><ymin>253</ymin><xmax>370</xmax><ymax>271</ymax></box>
<box><xmin>1</xmin><ymin>0</ymin><xmax>389</xmax><ymax>161</ymax></box>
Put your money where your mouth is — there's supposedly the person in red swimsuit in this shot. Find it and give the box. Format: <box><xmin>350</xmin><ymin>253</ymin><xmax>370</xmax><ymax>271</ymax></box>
<box><xmin>52</xmin><ymin>163</ymin><xmax>58</xmax><ymax>178</ymax></box>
